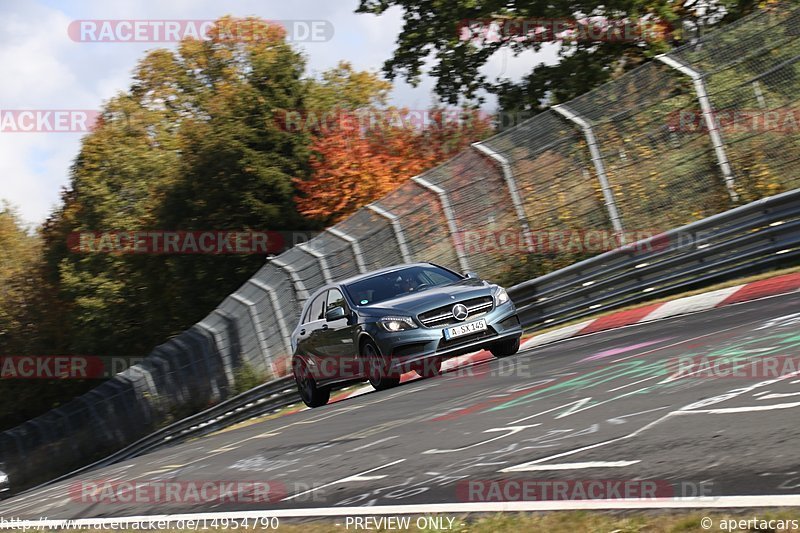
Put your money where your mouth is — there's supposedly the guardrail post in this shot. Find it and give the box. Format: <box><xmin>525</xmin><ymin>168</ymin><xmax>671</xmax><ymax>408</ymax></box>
<box><xmin>471</xmin><ymin>142</ymin><xmax>534</xmax><ymax>252</ymax></box>
<box><xmin>326</xmin><ymin>228</ymin><xmax>367</xmax><ymax>273</ymax></box>
<box><xmin>366</xmin><ymin>204</ymin><xmax>413</xmax><ymax>263</ymax></box>
<box><xmin>271</xmin><ymin>257</ymin><xmax>310</xmax><ymax>301</ymax></box>
<box><xmin>196</xmin><ymin>318</ymin><xmax>236</xmax><ymax>389</ymax></box>
<box><xmin>411</xmin><ymin>175</ymin><xmax>471</xmax><ymax>272</ymax></box>
<box><xmin>552</xmin><ymin>104</ymin><xmax>627</xmax><ymax>244</ymax></box>
<box><xmin>230</xmin><ymin>293</ymin><xmax>272</xmax><ymax>368</ymax></box>
<box><xmin>297</xmin><ymin>242</ymin><xmax>333</xmax><ymax>284</ymax></box>
<box><xmin>656</xmin><ymin>53</ymin><xmax>739</xmax><ymax>203</ymax></box>
<box><xmin>247</xmin><ymin>278</ymin><xmax>293</xmax><ymax>357</ymax></box>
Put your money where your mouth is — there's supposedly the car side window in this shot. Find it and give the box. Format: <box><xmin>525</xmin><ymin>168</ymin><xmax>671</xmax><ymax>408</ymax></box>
<box><xmin>326</xmin><ymin>288</ymin><xmax>347</xmax><ymax>313</ymax></box>
<box><xmin>304</xmin><ymin>292</ymin><xmax>327</xmax><ymax>323</ymax></box>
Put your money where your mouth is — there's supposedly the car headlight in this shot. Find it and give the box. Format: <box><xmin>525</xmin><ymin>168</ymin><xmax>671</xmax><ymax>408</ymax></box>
<box><xmin>377</xmin><ymin>316</ymin><xmax>417</xmax><ymax>331</ymax></box>
<box><xmin>495</xmin><ymin>287</ymin><xmax>510</xmax><ymax>305</ymax></box>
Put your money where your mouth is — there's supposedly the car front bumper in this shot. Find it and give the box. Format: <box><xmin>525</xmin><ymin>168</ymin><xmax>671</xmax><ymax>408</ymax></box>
<box><xmin>370</xmin><ymin>301</ymin><xmax>523</xmax><ymax>373</ymax></box>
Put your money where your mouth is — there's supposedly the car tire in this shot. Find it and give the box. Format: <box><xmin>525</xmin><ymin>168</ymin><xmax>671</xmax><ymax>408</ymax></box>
<box><xmin>414</xmin><ymin>357</ymin><xmax>442</xmax><ymax>378</ymax></box>
<box><xmin>293</xmin><ymin>358</ymin><xmax>331</xmax><ymax>408</ymax></box>
<box><xmin>362</xmin><ymin>338</ymin><xmax>401</xmax><ymax>391</ymax></box>
<box><xmin>491</xmin><ymin>336</ymin><xmax>521</xmax><ymax>358</ymax></box>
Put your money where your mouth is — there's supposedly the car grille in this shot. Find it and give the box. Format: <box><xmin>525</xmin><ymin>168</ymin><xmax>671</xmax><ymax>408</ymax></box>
<box><xmin>417</xmin><ymin>296</ymin><xmax>494</xmax><ymax>327</ymax></box>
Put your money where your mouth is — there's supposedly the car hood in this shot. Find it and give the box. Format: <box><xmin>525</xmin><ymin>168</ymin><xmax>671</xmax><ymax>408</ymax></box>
<box><xmin>359</xmin><ymin>278</ymin><xmax>495</xmax><ymax>316</ymax></box>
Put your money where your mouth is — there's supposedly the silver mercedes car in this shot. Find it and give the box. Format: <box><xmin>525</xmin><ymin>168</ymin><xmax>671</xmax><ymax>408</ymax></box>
<box><xmin>290</xmin><ymin>262</ymin><xmax>522</xmax><ymax>407</ymax></box>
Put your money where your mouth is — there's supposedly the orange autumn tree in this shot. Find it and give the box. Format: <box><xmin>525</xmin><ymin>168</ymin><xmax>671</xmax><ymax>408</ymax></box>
<box><xmin>294</xmin><ymin>106</ymin><xmax>493</xmax><ymax>224</ymax></box>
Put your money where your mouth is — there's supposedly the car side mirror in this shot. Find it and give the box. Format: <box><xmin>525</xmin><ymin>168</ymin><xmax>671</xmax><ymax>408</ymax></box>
<box><xmin>464</xmin><ymin>271</ymin><xmax>479</xmax><ymax>279</ymax></box>
<box><xmin>325</xmin><ymin>306</ymin><xmax>346</xmax><ymax>322</ymax></box>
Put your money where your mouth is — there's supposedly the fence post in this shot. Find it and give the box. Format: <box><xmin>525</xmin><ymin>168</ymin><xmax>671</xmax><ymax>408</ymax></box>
<box><xmin>552</xmin><ymin>104</ymin><xmax>627</xmax><ymax>244</ymax></box>
<box><xmin>411</xmin><ymin>175</ymin><xmax>471</xmax><ymax>272</ymax></box>
<box><xmin>196</xmin><ymin>319</ymin><xmax>236</xmax><ymax>388</ymax></box>
<box><xmin>271</xmin><ymin>257</ymin><xmax>309</xmax><ymax>301</ymax></box>
<box><xmin>471</xmin><ymin>142</ymin><xmax>534</xmax><ymax>252</ymax></box>
<box><xmin>230</xmin><ymin>293</ymin><xmax>272</xmax><ymax>368</ymax></box>
<box><xmin>247</xmin><ymin>278</ymin><xmax>293</xmax><ymax>357</ymax></box>
<box><xmin>366</xmin><ymin>204</ymin><xmax>412</xmax><ymax>263</ymax></box>
<box><xmin>656</xmin><ymin>53</ymin><xmax>739</xmax><ymax>202</ymax></box>
<box><xmin>297</xmin><ymin>242</ymin><xmax>333</xmax><ymax>284</ymax></box>
<box><xmin>326</xmin><ymin>228</ymin><xmax>367</xmax><ymax>273</ymax></box>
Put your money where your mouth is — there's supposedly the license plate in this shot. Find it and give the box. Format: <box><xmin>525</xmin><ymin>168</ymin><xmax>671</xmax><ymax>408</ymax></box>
<box><xmin>443</xmin><ymin>318</ymin><xmax>488</xmax><ymax>340</ymax></box>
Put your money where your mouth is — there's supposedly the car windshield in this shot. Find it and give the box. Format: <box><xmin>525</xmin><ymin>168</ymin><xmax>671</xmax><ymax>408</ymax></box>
<box><xmin>343</xmin><ymin>265</ymin><xmax>462</xmax><ymax>306</ymax></box>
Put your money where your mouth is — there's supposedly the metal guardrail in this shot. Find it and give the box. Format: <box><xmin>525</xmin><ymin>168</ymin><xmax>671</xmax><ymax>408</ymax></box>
<box><xmin>509</xmin><ymin>188</ymin><xmax>800</xmax><ymax>329</ymax></box>
<box><xmin>10</xmin><ymin>189</ymin><xmax>800</xmax><ymax>500</ymax></box>
<box><xmin>11</xmin><ymin>377</ymin><xmax>299</xmax><ymax>498</ymax></box>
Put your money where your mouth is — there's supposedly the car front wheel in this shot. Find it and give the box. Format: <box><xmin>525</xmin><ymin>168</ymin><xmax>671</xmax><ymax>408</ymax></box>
<box><xmin>490</xmin><ymin>336</ymin><xmax>521</xmax><ymax>358</ymax></box>
<box><xmin>293</xmin><ymin>359</ymin><xmax>331</xmax><ymax>408</ymax></box>
<box><xmin>363</xmin><ymin>339</ymin><xmax>401</xmax><ymax>391</ymax></box>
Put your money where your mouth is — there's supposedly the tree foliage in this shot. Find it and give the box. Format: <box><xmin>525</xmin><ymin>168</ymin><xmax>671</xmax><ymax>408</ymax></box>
<box><xmin>42</xmin><ymin>17</ymin><xmax>313</xmax><ymax>357</ymax></box>
<box><xmin>294</xmin><ymin>107</ymin><xmax>494</xmax><ymax>224</ymax></box>
<box><xmin>356</xmin><ymin>0</ymin><xmax>757</xmax><ymax>113</ymax></box>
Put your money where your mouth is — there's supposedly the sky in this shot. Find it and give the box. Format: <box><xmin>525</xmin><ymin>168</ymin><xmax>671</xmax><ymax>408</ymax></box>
<box><xmin>0</xmin><ymin>0</ymin><xmax>557</xmax><ymax>227</ymax></box>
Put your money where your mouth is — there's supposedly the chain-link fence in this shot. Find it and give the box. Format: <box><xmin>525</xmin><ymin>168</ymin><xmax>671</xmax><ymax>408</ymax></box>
<box><xmin>2</xmin><ymin>3</ymin><xmax>799</xmax><ymax>494</ymax></box>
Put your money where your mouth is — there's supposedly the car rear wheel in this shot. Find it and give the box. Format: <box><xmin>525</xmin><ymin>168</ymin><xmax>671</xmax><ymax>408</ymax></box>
<box><xmin>363</xmin><ymin>339</ymin><xmax>401</xmax><ymax>390</ymax></box>
<box><xmin>293</xmin><ymin>358</ymin><xmax>331</xmax><ymax>408</ymax></box>
<box><xmin>491</xmin><ymin>336</ymin><xmax>521</xmax><ymax>358</ymax></box>
<box><xmin>414</xmin><ymin>357</ymin><xmax>442</xmax><ymax>378</ymax></box>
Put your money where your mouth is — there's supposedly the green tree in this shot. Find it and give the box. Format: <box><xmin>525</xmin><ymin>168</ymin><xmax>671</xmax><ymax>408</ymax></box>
<box><xmin>356</xmin><ymin>0</ymin><xmax>757</xmax><ymax>114</ymax></box>
<box><xmin>42</xmin><ymin>17</ymin><xmax>314</xmax><ymax>357</ymax></box>
<box><xmin>305</xmin><ymin>61</ymin><xmax>392</xmax><ymax>111</ymax></box>
<box><xmin>0</xmin><ymin>203</ymin><xmax>41</xmax><ymax>354</ymax></box>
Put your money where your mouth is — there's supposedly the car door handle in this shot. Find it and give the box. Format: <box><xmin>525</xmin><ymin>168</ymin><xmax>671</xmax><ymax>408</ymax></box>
<box><xmin>300</xmin><ymin>329</ymin><xmax>306</xmax><ymax>335</ymax></box>
<box><xmin>321</xmin><ymin>324</ymin><xmax>329</xmax><ymax>330</ymax></box>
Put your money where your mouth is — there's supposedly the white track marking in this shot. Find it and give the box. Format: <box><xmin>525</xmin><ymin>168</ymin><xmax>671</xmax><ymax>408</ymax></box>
<box><xmin>7</xmin><ymin>496</ymin><xmax>800</xmax><ymax>525</ymax></box>
<box><xmin>510</xmin><ymin>399</ymin><xmax>592</xmax><ymax>424</ymax></box>
<box><xmin>554</xmin><ymin>398</ymin><xmax>592</xmax><ymax>419</ymax></box>
<box><xmin>499</xmin><ymin>436</ymin><xmax>625</xmax><ymax>472</ymax></box>
<box><xmin>422</xmin><ymin>425</ymin><xmax>540</xmax><ymax>454</ymax></box>
<box><xmin>607</xmin><ymin>374</ymin><xmax>663</xmax><ymax>392</ymax></box>
<box><xmin>348</xmin><ymin>436</ymin><xmax>399</xmax><ymax>452</ymax></box>
<box><xmin>682</xmin><ymin>401</ymin><xmax>800</xmax><ymax>414</ymax></box>
<box><xmin>501</xmin><ymin>460</ymin><xmax>640</xmax><ymax>472</ymax></box>
<box><xmin>281</xmin><ymin>459</ymin><xmax>406</xmax><ymax>501</ymax></box>
<box><xmin>755</xmin><ymin>312</ymin><xmax>800</xmax><ymax>330</ymax></box>
<box><xmin>757</xmin><ymin>391</ymin><xmax>800</xmax><ymax>400</ymax></box>
<box><xmin>605</xmin><ymin>406</ymin><xmax>671</xmax><ymax>424</ymax></box>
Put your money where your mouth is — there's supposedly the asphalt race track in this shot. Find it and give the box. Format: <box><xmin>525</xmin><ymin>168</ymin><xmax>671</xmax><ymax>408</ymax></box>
<box><xmin>3</xmin><ymin>292</ymin><xmax>800</xmax><ymax>520</ymax></box>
